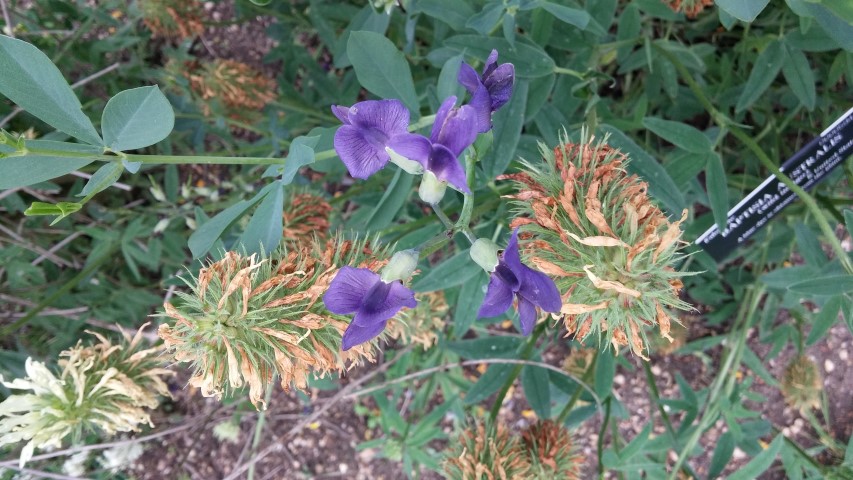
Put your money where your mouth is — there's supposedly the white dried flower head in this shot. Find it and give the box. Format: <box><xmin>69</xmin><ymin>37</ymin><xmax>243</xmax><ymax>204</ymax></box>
<box><xmin>0</xmin><ymin>324</ymin><xmax>171</xmax><ymax>467</ymax></box>
<box><xmin>99</xmin><ymin>441</ymin><xmax>144</xmax><ymax>472</ymax></box>
<box><xmin>62</xmin><ymin>451</ymin><xmax>90</xmax><ymax>477</ymax></box>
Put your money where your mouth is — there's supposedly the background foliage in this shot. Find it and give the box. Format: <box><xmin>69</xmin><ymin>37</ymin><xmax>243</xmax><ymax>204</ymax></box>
<box><xmin>1</xmin><ymin>0</ymin><xmax>852</xmax><ymax>478</ymax></box>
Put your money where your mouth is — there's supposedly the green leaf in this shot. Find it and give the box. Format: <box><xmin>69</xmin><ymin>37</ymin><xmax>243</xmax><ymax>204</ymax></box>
<box><xmin>466</xmin><ymin>2</ymin><xmax>505</xmax><ymax>35</ymax></box>
<box><xmin>238</xmin><ymin>181</ymin><xmax>284</xmax><ymax>255</ymax></box>
<box><xmin>597</xmin><ymin>125</ymin><xmax>686</xmax><ymax>214</ymax></box>
<box><xmin>806</xmin><ymin>295</ymin><xmax>842</xmax><ymax>346</ymax></box>
<box><xmin>101</xmin><ymin>86</ymin><xmax>174</xmax><ymax>152</ymax></box>
<box><xmin>441</xmin><ymin>35</ymin><xmax>556</xmax><ymax>79</ymax></box>
<box><xmin>0</xmin><ymin>155</ymin><xmax>96</xmax><ymax>189</ymax></box>
<box><xmin>845</xmin><ymin>208</ymin><xmax>853</xmax><ymax>237</ymax></box>
<box><xmin>594</xmin><ymin>351</ymin><xmax>615</xmax><ymax>398</ymax></box>
<box><xmin>521</xmin><ymin>364</ymin><xmax>551</xmax><ymax>418</ymax></box>
<box><xmin>464</xmin><ymin>363</ymin><xmax>513</xmax><ymax>405</ymax></box>
<box><xmin>188</xmin><ymin>189</ymin><xmax>268</xmax><ymax>258</ymax></box>
<box><xmin>761</xmin><ymin>265</ymin><xmax>817</xmax><ymax>290</ymax></box>
<box><xmin>347</xmin><ymin>31</ymin><xmax>419</xmax><ymax>115</ymax></box>
<box><xmin>437</xmin><ymin>54</ymin><xmax>466</xmax><ymax>101</ymax></box>
<box><xmin>413</xmin><ymin>249</ymin><xmax>482</xmax><ymax>292</ymax></box>
<box><xmin>736</xmin><ymin>40</ymin><xmax>785</xmax><ymax>113</ymax></box>
<box><xmin>705</xmin><ymin>152</ymin><xmax>729</xmax><ymax>231</ymax></box>
<box><xmin>413</xmin><ymin>0</ymin><xmax>475</xmax><ymax>31</ymax></box>
<box><xmin>361</xmin><ymin>168</ymin><xmax>413</xmax><ymax>231</ymax></box>
<box><xmin>77</xmin><ymin>161</ymin><xmax>123</xmax><ymax>198</ymax></box>
<box><xmin>715</xmin><ymin>0</ymin><xmax>771</xmax><ymax>22</ymax></box>
<box><xmin>789</xmin><ymin>275</ymin><xmax>853</xmax><ymax>296</ymax></box>
<box><xmin>452</xmin><ymin>270</ymin><xmax>489</xmax><ymax>336</ymax></box>
<box><xmin>0</xmin><ymin>36</ymin><xmax>102</xmax><ymax>145</ymax></box>
<box><xmin>264</xmin><ymin>135</ymin><xmax>319</xmax><ymax>181</ymax></box>
<box><xmin>24</xmin><ymin>201</ymin><xmax>82</xmax><ymax>225</ymax></box>
<box><xmin>485</xmin><ymin>80</ymin><xmax>528</xmax><ymax>178</ymax></box>
<box><xmin>541</xmin><ymin>1</ymin><xmax>591</xmax><ymax>30</ymax></box>
<box><xmin>728</xmin><ymin>435</ymin><xmax>784</xmax><ymax>480</ymax></box>
<box><xmin>446</xmin><ymin>337</ymin><xmax>522</xmax><ymax>359</ymax></box>
<box><xmin>781</xmin><ymin>44</ymin><xmax>817</xmax><ymax>110</ymax></box>
<box><xmin>708</xmin><ymin>431</ymin><xmax>735</xmax><ymax>480</ymax></box>
<box><xmin>794</xmin><ymin>223</ymin><xmax>828</xmax><ymax>267</ymax></box>
<box><xmin>642</xmin><ymin>117</ymin><xmax>713</xmax><ymax>153</ymax></box>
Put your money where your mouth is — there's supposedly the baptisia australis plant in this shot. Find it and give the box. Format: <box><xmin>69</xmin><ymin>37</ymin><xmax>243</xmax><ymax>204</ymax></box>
<box><xmin>324</xmin><ymin>50</ymin><xmax>529</xmax><ymax>349</ymax></box>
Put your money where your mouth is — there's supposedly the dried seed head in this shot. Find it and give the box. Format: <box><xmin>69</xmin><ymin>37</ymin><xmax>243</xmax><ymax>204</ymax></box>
<box><xmin>386</xmin><ymin>291</ymin><xmax>448</xmax><ymax>350</ymax></box>
<box><xmin>165</xmin><ymin>59</ymin><xmax>277</xmax><ymax>123</ymax></box>
<box><xmin>139</xmin><ymin>0</ymin><xmax>204</xmax><ymax>39</ymax></box>
<box><xmin>283</xmin><ymin>191</ymin><xmax>333</xmax><ymax>246</ymax></box>
<box><xmin>506</xmin><ymin>129</ymin><xmax>693</xmax><ymax>360</ymax></box>
<box><xmin>518</xmin><ymin>420</ymin><xmax>582</xmax><ymax>480</ymax></box>
<box><xmin>781</xmin><ymin>355</ymin><xmax>823</xmax><ymax>412</ymax></box>
<box><xmin>159</xmin><ymin>236</ymin><xmax>391</xmax><ymax>409</ymax></box>
<box><xmin>0</xmin><ymin>325</ymin><xmax>171</xmax><ymax>468</ymax></box>
<box><xmin>664</xmin><ymin>0</ymin><xmax>715</xmax><ymax>18</ymax></box>
<box><xmin>443</xmin><ymin>420</ymin><xmax>531</xmax><ymax>480</ymax></box>
<box><xmin>562</xmin><ymin>347</ymin><xmax>596</xmax><ymax>378</ymax></box>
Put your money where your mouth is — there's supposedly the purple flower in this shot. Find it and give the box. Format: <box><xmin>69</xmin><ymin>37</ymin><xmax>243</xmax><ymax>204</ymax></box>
<box><xmin>458</xmin><ymin>49</ymin><xmax>515</xmax><ymax>133</ymax></box>
<box><xmin>390</xmin><ymin>96</ymin><xmax>478</xmax><ymax>195</ymax></box>
<box><xmin>331</xmin><ymin>99</ymin><xmax>426</xmax><ymax>179</ymax></box>
<box><xmin>477</xmin><ymin>228</ymin><xmax>561</xmax><ymax>335</ymax></box>
<box><xmin>323</xmin><ymin>266</ymin><xmax>417</xmax><ymax>350</ymax></box>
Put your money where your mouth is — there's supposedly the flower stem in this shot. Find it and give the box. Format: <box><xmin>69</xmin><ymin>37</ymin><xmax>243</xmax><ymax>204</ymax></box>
<box><xmin>654</xmin><ymin>44</ymin><xmax>853</xmax><ymax>275</ymax></box>
<box><xmin>488</xmin><ymin>323</ymin><xmax>546</xmax><ymax>422</ymax></box>
<box><xmin>431</xmin><ymin>203</ymin><xmax>455</xmax><ymax>231</ymax></box>
<box><xmin>408</xmin><ymin>114</ymin><xmax>437</xmax><ymax>132</ymax></box>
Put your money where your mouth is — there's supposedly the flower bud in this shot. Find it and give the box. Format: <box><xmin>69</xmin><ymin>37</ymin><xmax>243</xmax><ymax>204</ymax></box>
<box><xmin>470</xmin><ymin>238</ymin><xmax>500</xmax><ymax>272</ymax></box>
<box><xmin>380</xmin><ymin>249</ymin><xmax>419</xmax><ymax>283</ymax></box>
<box><xmin>386</xmin><ymin>146</ymin><xmax>424</xmax><ymax>175</ymax></box>
<box><xmin>418</xmin><ymin>170</ymin><xmax>447</xmax><ymax>204</ymax></box>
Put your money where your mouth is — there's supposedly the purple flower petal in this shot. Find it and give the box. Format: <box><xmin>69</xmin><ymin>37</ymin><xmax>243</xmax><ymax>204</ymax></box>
<box><xmin>351</xmin><ymin>280</ymin><xmax>416</xmax><ymax>327</ymax></box>
<box><xmin>387</xmin><ymin>133</ymin><xmax>432</xmax><ymax>165</ymax></box>
<box><xmin>517</xmin><ymin>267</ymin><xmax>562</xmax><ymax>313</ymax></box>
<box><xmin>428</xmin><ymin>145</ymin><xmax>470</xmax><ymax>193</ymax></box>
<box><xmin>484</xmin><ymin>63</ymin><xmax>515</xmax><ymax>111</ymax></box>
<box><xmin>347</xmin><ymin>99</ymin><xmax>410</xmax><ymax>135</ymax></box>
<box><xmin>483</xmin><ymin>49</ymin><xmax>500</xmax><ymax>78</ymax></box>
<box><xmin>478</xmin><ymin>274</ymin><xmax>515</xmax><ymax>318</ymax></box>
<box><xmin>334</xmin><ymin>125</ymin><xmax>391</xmax><ymax>179</ymax></box>
<box><xmin>341</xmin><ymin>319</ymin><xmax>389</xmax><ymax>350</ymax></box>
<box><xmin>430</xmin><ymin>96</ymin><xmax>457</xmax><ymax>143</ymax></box>
<box><xmin>516</xmin><ymin>296</ymin><xmax>537</xmax><ymax>336</ymax></box>
<box><xmin>458</xmin><ymin>63</ymin><xmax>482</xmax><ymax>94</ymax></box>
<box><xmin>501</xmin><ymin>228</ymin><xmax>524</xmax><ymax>274</ymax></box>
<box><xmin>435</xmin><ymin>105</ymin><xmax>478</xmax><ymax>156</ymax></box>
<box><xmin>468</xmin><ymin>87</ymin><xmax>494</xmax><ymax>133</ymax></box>
<box><xmin>331</xmin><ymin>105</ymin><xmax>351</xmax><ymax>124</ymax></box>
<box><xmin>323</xmin><ymin>266</ymin><xmax>380</xmax><ymax>315</ymax></box>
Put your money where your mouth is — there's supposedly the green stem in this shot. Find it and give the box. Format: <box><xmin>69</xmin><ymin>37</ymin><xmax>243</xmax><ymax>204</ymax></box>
<box><xmin>553</xmin><ymin>66</ymin><xmax>585</xmax><ymax>80</ymax></box>
<box><xmin>488</xmin><ymin>324</ymin><xmax>546</xmax><ymax>422</ymax></box>
<box><xmin>643</xmin><ymin>361</ymin><xmax>699</xmax><ymax>479</ymax></box>
<box><xmin>247</xmin><ymin>380</ymin><xmax>276</xmax><ymax>480</ymax></box>
<box><xmin>432</xmin><ymin>204</ymin><xmax>455</xmax><ymax>231</ymax></box>
<box><xmin>555</xmin><ymin>353</ymin><xmax>598</xmax><ymax>424</ymax></box>
<box><xmin>409</xmin><ymin>114</ymin><xmax>437</xmax><ymax>132</ymax></box>
<box><xmin>655</xmin><ymin>44</ymin><xmax>853</xmax><ymax>275</ymax></box>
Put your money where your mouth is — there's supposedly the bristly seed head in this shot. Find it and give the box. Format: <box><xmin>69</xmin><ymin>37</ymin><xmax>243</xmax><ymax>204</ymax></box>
<box><xmin>443</xmin><ymin>420</ymin><xmax>531</xmax><ymax>480</ymax></box>
<box><xmin>781</xmin><ymin>355</ymin><xmax>823</xmax><ymax>412</ymax></box>
<box><xmin>519</xmin><ymin>420</ymin><xmax>582</xmax><ymax>480</ymax></box>
<box><xmin>504</xmin><ymin>129</ymin><xmax>694</xmax><ymax>360</ymax></box>
<box><xmin>159</xmin><ymin>235</ymin><xmax>392</xmax><ymax>409</ymax></box>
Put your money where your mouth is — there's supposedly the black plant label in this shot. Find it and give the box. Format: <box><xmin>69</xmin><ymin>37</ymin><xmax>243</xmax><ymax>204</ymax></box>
<box><xmin>696</xmin><ymin>107</ymin><xmax>853</xmax><ymax>261</ymax></box>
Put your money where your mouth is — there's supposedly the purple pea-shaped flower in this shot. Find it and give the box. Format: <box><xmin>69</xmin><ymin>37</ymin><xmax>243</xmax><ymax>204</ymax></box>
<box><xmin>458</xmin><ymin>49</ymin><xmax>515</xmax><ymax>133</ymax></box>
<box><xmin>476</xmin><ymin>228</ymin><xmax>561</xmax><ymax>335</ymax></box>
<box><xmin>323</xmin><ymin>266</ymin><xmax>417</xmax><ymax>350</ymax></box>
<box><xmin>331</xmin><ymin>99</ymin><xmax>426</xmax><ymax>179</ymax></box>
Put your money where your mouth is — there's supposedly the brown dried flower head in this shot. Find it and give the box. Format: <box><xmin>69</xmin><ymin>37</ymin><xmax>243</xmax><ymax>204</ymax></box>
<box><xmin>0</xmin><ymin>325</ymin><xmax>172</xmax><ymax>467</ymax></box>
<box><xmin>283</xmin><ymin>191</ymin><xmax>333</xmax><ymax>246</ymax></box>
<box><xmin>781</xmin><ymin>355</ymin><xmax>823</xmax><ymax>412</ymax></box>
<box><xmin>505</xmin><ymin>129</ymin><xmax>693</xmax><ymax>360</ymax></box>
<box><xmin>139</xmin><ymin>0</ymin><xmax>204</xmax><ymax>39</ymax></box>
<box><xmin>386</xmin><ymin>291</ymin><xmax>448</xmax><ymax>349</ymax></box>
<box><xmin>159</xmin><ymin>236</ymin><xmax>391</xmax><ymax>409</ymax></box>
<box><xmin>664</xmin><ymin>0</ymin><xmax>715</xmax><ymax>18</ymax></box>
<box><xmin>165</xmin><ymin>59</ymin><xmax>277</xmax><ymax>123</ymax></box>
<box><xmin>519</xmin><ymin>420</ymin><xmax>582</xmax><ymax>480</ymax></box>
<box><xmin>443</xmin><ymin>420</ymin><xmax>531</xmax><ymax>480</ymax></box>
